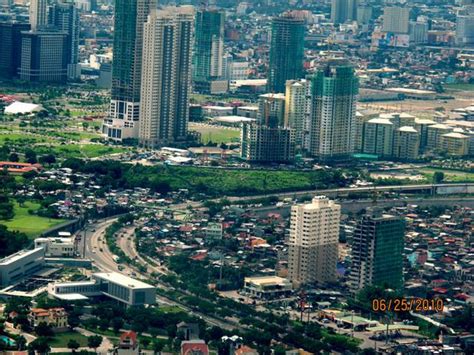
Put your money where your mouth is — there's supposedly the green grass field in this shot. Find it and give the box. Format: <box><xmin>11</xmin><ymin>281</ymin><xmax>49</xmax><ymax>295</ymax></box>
<box><xmin>189</xmin><ymin>124</ymin><xmax>240</xmax><ymax>144</ymax></box>
<box><xmin>0</xmin><ymin>132</ymin><xmax>53</xmax><ymax>145</ymax></box>
<box><xmin>1</xmin><ymin>201</ymin><xmax>65</xmax><ymax>237</ymax></box>
<box><xmin>35</xmin><ymin>144</ymin><xmax>128</xmax><ymax>159</ymax></box>
<box><xmin>443</xmin><ymin>83</ymin><xmax>474</xmax><ymax>91</ymax></box>
<box><xmin>48</xmin><ymin>331</ymin><xmax>89</xmax><ymax>348</ymax></box>
<box><xmin>420</xmin><ymin>168</ymin><xmax>474</xmax><ymax>183</ymax></box>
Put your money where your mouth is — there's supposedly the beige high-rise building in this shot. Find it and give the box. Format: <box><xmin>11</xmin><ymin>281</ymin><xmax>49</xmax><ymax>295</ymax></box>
<box><xmin>382</xmin><ymin>6</ymin><xmax>410</xmax><ymax>34</ymax></box>
<box><xmin>442</xmin><ymin>132</ymin><xmax>470</xmax><ymax>156</ymax></box>
<box><xmin>288</xmin><ymin>196</ymin><xmax>340</xmax><ymax>286</ymax></box>
<box><xmin>29</xmin><ymin>0</ymin><xmax>47</xmax><ymax>31</ymax></box>
<box><xmin>285</xmin><ymin>79</ymin><xmax>311</xmax><ymax>149</ymax></box>
<box><xmin>426</xmin><ymin>124</ymin><xmax>452</xmax><ymax>153</ymax></box>
<box><xmin>138</xmin><ymin>6</ymin><xmax>194</xmax><ymax>147</ymax></box>
<box><xmin>393</xmin><ymin>126</ymin><xmax>420</xmax><ymax>160</ymax></box>
<box><xmin>362</xmin><ymin>117</ymin><xmax>393</xmax><ymax>157</ymax></box>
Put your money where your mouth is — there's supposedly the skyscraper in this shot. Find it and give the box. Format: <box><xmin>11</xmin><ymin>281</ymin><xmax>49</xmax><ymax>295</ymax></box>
<box><xmin>19</xmin><ymin>29</ymin><xmax>69</xmax><ymax>83</ymax></box>
<box><xmin>456</xmin><ymin>7</ymin><xmax>474</xmax><ymax>46</ymax></box>
<box><xmin>349</xmin><ymin>209</ymin><xmax>405</xmax><ymax>292</ymax></box>
<box><xmin>268</xmin><ymin>13</ymin><xmax>305</xmax><ymax>93</ymax></box>
<box><xmin>285</xmin><ymin>79</ymin><xmax>312</xmax><ymax>149</ymax></box>
<box><xmin>382</xmin><ymin>6</ymin><xmax>410</xmax><ymax>34</ymax></box>
<box><xmin>193</xmin><ymin>9</ymin><xmax>225</xmax><ymax>91</ymax></box>
<box><xmin>309</xmin><ymin>60</ymin><xmax>359</xmax><ymax>161</ymax></box>
<box><xmin>29</xmin><ymin>0</ymin><xmax>48</xmax><ymax>31</ymax></box>
<box><xmin>49</xmin><ymin>1</ymin><xmax>80</xmax><ymax>79</ymax></box>
<box><xmin>331</xmin><ymin>0</ymin><xmax>358</xmax><ymax>25</ymax></box>
<box><xmin>288</xmin><ymin>196</ymin><xmax>340</xmax><ymax>286</ymax></box>
<box><xmin>0</xmin><ymin>21</ymin><xmax>30</xmax><ymax>79</ymax></box>
<box><xmin>102</xmin><ymin>0</ymin><xmax>155</xmax><ymax>140</ymax></box>
<box><xmin>362</xmin><ymin>117</ymin><xmax>394</xmax><ymax>157</ymax></box>
<box><xmin>138</xmin><ymin>6</ymin><xmax>194</xmax><ymax>148</ymax></box>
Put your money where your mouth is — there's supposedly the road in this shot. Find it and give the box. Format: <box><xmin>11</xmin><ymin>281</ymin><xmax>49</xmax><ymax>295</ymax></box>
<box><xmin>82</xmin><ymin>218</ymin><xmax>239</xmax><ymax>330</ymax></box>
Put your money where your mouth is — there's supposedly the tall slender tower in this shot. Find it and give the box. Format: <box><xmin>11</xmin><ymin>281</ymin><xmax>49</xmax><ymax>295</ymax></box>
<box><xmin>268</xmin><ymin>13</ymin><xmax>305</xmax><ymax>94</ymax></box>
<box><xmin>331</xmin><ymin>0</ymin><xmax>358</xmax><ymax>25</ymax></box>
<box><xmin>310</xmin><ymin>59</ymin><xmax>359</xmax><ymax>162</ymax></box>
<box><xmin>102</xmin><ymin>0</ymin><xmax>155</xmax><ymax>140</ymax></box>
<box><xmin>288</xmin><ymin>196</ymin><xmax>341</xmax><ymax>286</ymax></box>
<box><xmin>49</xmin><ymin>1</ymin><xmax>80</xmax><ymax>79</ymax></box>
<box><xmin>138</xmin><ymin>6</ymin><xmax>194</xmax><ymax>148</ymax></box>
<box><xmin>193</xmin><ymin>9</ymin><xmax>225</xmax><ymax>82</ymax></box>
<box><xmin>349</xmin><ymin>209</ymin><xmax>405</xmax><ymax>292</ymax></box>
<box><xmin>30</xmin><ymin>0</ymin><xmax>48</xmax><ymax>31</ymax></box>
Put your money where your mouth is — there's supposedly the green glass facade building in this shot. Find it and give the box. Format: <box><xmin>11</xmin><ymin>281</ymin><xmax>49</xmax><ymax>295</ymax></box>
<box><xmin>193</xmin><ymin>9</ymin><xmax>225</xmax><ymax>82</ymax></box>
<box><xmin>309</xmin><ymin>60</ymin><xmax>359</xmax><ymax>161</ymax></box>
<box><xmin>268</xmin><ymin>14</ymin><xmax>305</xmax><ymax>93</ymax></box>
<box><xmin>349</xmin><ymin>210</ymin><xmax>405</xmax><ymax>292</ymax></box>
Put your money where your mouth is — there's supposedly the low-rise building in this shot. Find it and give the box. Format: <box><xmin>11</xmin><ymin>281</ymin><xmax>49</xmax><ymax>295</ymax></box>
<box><xmin>243</xmin><ymin>276</ymin><xmax>292</xmax><ymax>299</ymax></box>
<box><xmin>181</xmin><ymin>340</ymin><xmax>209</xmax><ymax>355</ymax></box>
<box><xmin>0</xmin><ymin>248</ymin><xmax>45</xmax><ymax>287</ymax></box>
<box><xmin>48</xmin><ymin>272</ymin><xmax>156</xmax><ymax>306</ymax></box>
<box><xmin>28</xmin><ymin>308</ymin><xmax>68</xmax><ymax>329</ymax></box>
<box><xmin>34</xmin><ymin>234</ymin><xmax>76</xmax><ymax>257</ymax></box>
<box><xmin>113</xmin><ymin>331</ymin><xmax>139</xmax><ymax>355</ymax></box>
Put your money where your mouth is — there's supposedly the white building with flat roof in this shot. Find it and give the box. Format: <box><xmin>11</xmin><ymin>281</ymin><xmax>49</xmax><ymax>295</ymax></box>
<box><xmin>35</xmin><ymin>236</ymin><xmax>76</xmax><ymax>257</ymax></box>
<box><xmin>48</xmin><ymin>272</ymin><xmax>156</xmax><ymax>306</ymax></box>
<box><xmin>0</xmin><ymin>248</ymin><xmax>45</xmax><ymax>287</ymax></box>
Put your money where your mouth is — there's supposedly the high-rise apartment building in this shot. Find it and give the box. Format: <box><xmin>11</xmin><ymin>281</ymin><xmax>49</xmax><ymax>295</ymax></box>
<box><xmin>309</xmin><ymin>60</ymin><xmax>359</xmax><ymax>161</ymax></box>
<box><xmin>393</xmin><ymin>126</ymin><xmax>420</xmax><ymax>160</ymax></box>
<box><xmin>49</xmin><ymin>1</ymin><xmax>80</xmax><ymax>79</ymax></box>
<box><xmin>288</xmin><ymin>196</ymin><xmax>340</xmax><ymax>286</ymax></box>
<box><xmin>193</xmin><ymin>9</ymin><xmax>225</xmax><ymax>92</ymax></box>
<box><xmin>331</xmin><ymin>0</ymin><xmax>358</xmax><ymax>25</ymax></box>
<box><xmin>138</xmin><ymin>6</ymin><xmax>194</xmax><ymax>148</ymax></box>
<box><xmin>349</xmin><ymin>210</ymin><xmax>405</xmax><ymax>292</ymax></box>
<box><xmin>456</xmin><ymin>8</ymin><xmax>474</xmax><ymax>46</ymax></box>
<box><xmin>268</xmin><ymin>13</ymin><xmax>305</xmax><ymax>93</ymax></box>
<box><xmin>258</xmin><ymin>93</ymin><xmax>286</xmax><ymax>128</ymax></box>
<box><xmin>102</xmin><ymin>0</ymin><xmax>154</xmax><ymax>140</ymax></box>
<box><xmin>382</xmin><ymin>6</ymin><xmax>410</xmax><ymax>34</ymax></box>
<box><xmin>0</xmin><ymin>21</ymin><xmax>30</xmax><ymax>79</ymax></box>
<box><xmin>19</xmin><ymin>29</ymin><xmax>69</xmax><ymax>83</ymax></box>
<box><xmin>285</xmin><ymin>79</ymin><xmax>312</xmax><ymax>149</ymax></box>
<box><xmin>29</xmin><ymin>0</ymin><xmax>48</xmax><ymax>31</ymax></box>
<box><xmin>362</xmin><ymin>117</ymin><xmax>394</xmax><ymax>157</ymax></box>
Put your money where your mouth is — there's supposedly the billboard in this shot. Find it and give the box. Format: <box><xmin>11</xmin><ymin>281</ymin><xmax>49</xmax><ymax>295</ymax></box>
<box><xmin>372</xmin><ymin>31</ymin><xmax>410</xmax><ymax>48</ymax></box>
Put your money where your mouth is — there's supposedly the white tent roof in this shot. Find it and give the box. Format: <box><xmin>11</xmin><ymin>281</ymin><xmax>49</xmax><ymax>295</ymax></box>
<box><xmin>5</xmin><ymin>101</ymin><xmax>42</xmax><ymax>115</ymax></box>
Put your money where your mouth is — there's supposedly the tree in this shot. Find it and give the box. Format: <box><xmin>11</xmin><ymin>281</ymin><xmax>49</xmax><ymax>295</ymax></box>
<box><xmin>16</xmin><ymin>335</ymin><xmax>27</xmax><ymax>351</ymax></box>
<box><xmin>112</xmin><ymin>317</ymin><xmax>124</xmax><ymax>334</ymax></box>
<box><xmin>24</xmin><ymin>149</ymin><xmax>37</xmax><ymax>164</ymax></box>
<box><xmin>67</xmin><ymin>339</ymin><xmax>80</xmax><ymax>353</ymax></box>
<box><xmin>87</xmin><ymin>335</ymin><xmax>102</xmax><ymax>353</ymax></box>
<box><xmin>82</xmin><ymin>122</ymin><xmax>89</xmax><ymax>131</ymax></box>
<box><xmin>8</xmin><ymin>152</ymin><xmax>19</xmax><ymax>162</ymax></box>
<box><xmin>35</xmin><ymin>322</ymin><xmax>53</xmax><ymax>337</ymax></box>
<box><xmin>39</xmin><ymin>154</ymin><xmax>56</xmax><ymax>165</ymax></box>
<box><xmin>433</xmin><ymin>171</ymin><xmax>445</xmax><ymax>184</ymax></box>
<box><xmin>28</xmin><ymin>337</ymin><xmax>51</xmax><ymax>355</ymax></box>
<box><xmin>152</xmin><ymin>340</ymin><xmax>164</xmax><ymax>355</ymax></box>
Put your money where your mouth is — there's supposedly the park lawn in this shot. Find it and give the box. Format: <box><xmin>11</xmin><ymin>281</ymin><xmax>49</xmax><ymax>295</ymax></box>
<box><xmin>0</xmin><ymin>132</ymin><xmax>53</xmax><ymax>145</ymax></box>
<box><xmin>35</xmin><ymin>143</ymin><xmax>128</xmax><ymax>159</ymax></box>
<box><xmin>420</xmin><ymin>168</ymin><xmax>474</xmax><ymax>183</ymax></box>
<box><xmin>48</xmin><ymin>331</ymin><xmax>89</xmax><ymax>348</ymax></box>
<box><xmin>1</xmin><ymin>201</ymin><xmax>65</xmax><ymax>238</ymax></box>
<box><xmin>189</xmin><ymin>124</ymin><xmax>241</xmax><ymax>144</ymax></box>
<box><xmin>443</xmin><ymin>83</ymin><xmax>474</xmax><ymax>92</ymax></box>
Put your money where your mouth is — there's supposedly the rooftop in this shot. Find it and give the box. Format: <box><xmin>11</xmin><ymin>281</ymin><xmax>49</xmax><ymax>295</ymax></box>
<box><xmin>93</xmin><ymin>272</ymin><xmax>155</xmax><ymax>289</ymax></box>
<box><xmin>0</xmin><ymin>248</ymin><xmax>44</xmax><ymax>266</ymax></box>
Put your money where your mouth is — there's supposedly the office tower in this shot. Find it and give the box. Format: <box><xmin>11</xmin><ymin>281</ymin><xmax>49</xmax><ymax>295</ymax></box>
<box><xmin>102</xmin><ymin>0</ymin><xmax>154</xmax><ymax>140</ymax></box>
<box><xmin>29</xmin><ymin>0</ymin><xmax>48</xmax><ymax>31</ymax></box>
<box><xmin>362</xmin><ymin>117</ymin><xmax>393</xmax><ymax>157</ymax></box>
<box><xmin>0</xmin><ymin>21</ymin><xmax>30</xmax><ymax>79</ymax></box>
<box><xmin>268</xmin><ymin>13</ymin><xmax>305</xmax><ymax>93</ymax></box>
<box><xmin>288</xmin><ymin>196</ymin><xmax>340</xmax><ymax>286</ymax></box>
<box><xmin>240</xmin><ymin>123</ymin><xmax>295</xmax><ymax>162</ymax></box>
<box><xmin>356</xmin><ymin>4</ymin><xmax>372</xmax><ymax>25</ymax></box>
<box><xmin>393</xmin><ymin>126</ymin><xmax>420</xmax><ymax>160</ymax></box>
<box><xmin>309</xmin><ymin>60</ymin><xmax>359</xmax><ymax>161</ymax></box>
<box><xmin>19</xmin><ymin>29</ymin><xmax>68</xmax><ymax>82</ymax></box>
<box><xmin>331</xmin><ymin>0</ymin><xmax>357</xmax><ymax>25</ymax></box>
<box><xmin>138</xmin><ymin>6</ymin><xmax>194</xmax><ymax>148</ymax></box>
<box><xmin>349</xmin><ymin>209</ymin><xmax>405</xmax><ymax>292</ymax></box>
<box><xmin>382</xmin><ymin>6</ymin><xmax>410</xmax><ymax>34</ymax></box>
<box><xmin>456</xmin><ymin>8</ymin><xmax>474</xmax><ymax>46</ymax></box>
<box><xmin>285</xmin><ymin>79</ymin><xmax>312</xmax><ymax>149</ymax></box>
<box><xmin>193</xmin><ymin>9</ymin><xmax>225</xmax><ymax>92</ymax></box>
<box><xmin>49</xmin><ymin>1</ymin><xmax>80</xmax><ymax>79</ymax></box>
